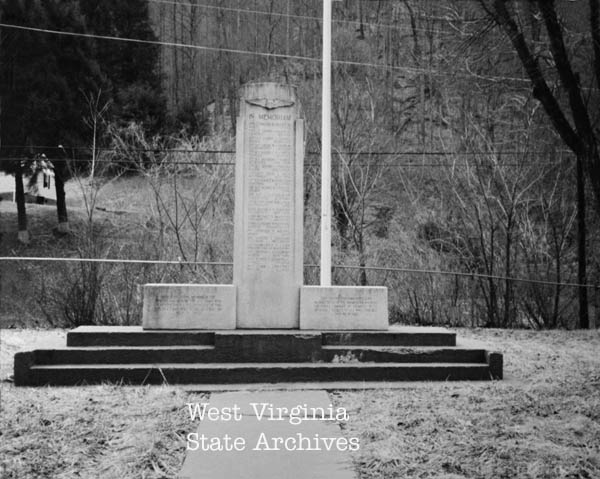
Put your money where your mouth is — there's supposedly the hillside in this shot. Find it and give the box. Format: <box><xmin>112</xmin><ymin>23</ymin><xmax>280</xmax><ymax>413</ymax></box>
<box><xmin>1</xmin><ymin>0</ymin><xmax>599</xmax><ymax>330</ymax></box>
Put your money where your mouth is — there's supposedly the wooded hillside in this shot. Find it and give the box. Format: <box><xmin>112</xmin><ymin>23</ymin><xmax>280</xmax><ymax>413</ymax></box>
<box><xmin>1</xmin><ymin>0</ymin><xmax>598</xmax><ymax>329</ymax></box>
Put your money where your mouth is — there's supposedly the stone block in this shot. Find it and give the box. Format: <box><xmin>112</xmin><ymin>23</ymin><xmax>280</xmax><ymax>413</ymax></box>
<box><xmin>142</xmin><ymin>284</ymin><xmax>236</xmax><ymax>330</ymax></box>
<box><xmin>214</xmin><ymin>331</ymin><xmax>323</xmax><ymax>362</ymax></box>
<box><xmin>485</xmin><ymin>350</ymin><xmax>503</xmax><ymax>380</ymax></box>
<box><xmin>300</xmin><ymin>286</ymin><xmax>388</xmax><ymax>330</ymax></box>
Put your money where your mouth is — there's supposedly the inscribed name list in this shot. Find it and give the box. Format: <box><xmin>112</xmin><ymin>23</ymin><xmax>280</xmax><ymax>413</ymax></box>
<box><xmin>245</xmin><ymin>112</ymin><xmax>294</xmax><ymax>273</ymax></box>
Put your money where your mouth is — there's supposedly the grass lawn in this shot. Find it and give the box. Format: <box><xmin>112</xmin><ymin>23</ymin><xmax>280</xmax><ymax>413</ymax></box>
<box><xmin>1</xmin><ymin>328</ymin><xmax>599</xmax><ymax>478</ymax></box>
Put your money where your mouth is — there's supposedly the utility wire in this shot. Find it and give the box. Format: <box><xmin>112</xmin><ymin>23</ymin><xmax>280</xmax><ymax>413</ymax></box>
<box><xmin>1</xmin><ymin>157</ymin><xmax>235</xmax><ymax>166</ymax></box>
<box><xmin>1</xmin><ymin>256</ymin><xmax>597</xmax><ymax>290</ymax></box>
<box><xmin>0</xmin><ymin>153</ymin><xmax>574</xmax><ymax>168</ymax></box>
<box><xmin>0</xmin><ymin>157</ymin><xmax>571</xmax><ymax>167</ymax></box>
<box><xmin>0</xmin><ymin>22</ymin><xmax>532</xmax><ymax>84</ymax></box>
<box><xmin>145</xmin><ymin>0</ymin><xmax>459</xmax><ymax>36</ymax></box>
<box><xmin>0</xmin><ymin>256</ymin><xmax>232</xmax><ymax>266</ymax></box>
<box><xmin>0</xmin><ymin>146</ymin><xmax>576</xmax><ymax>156</ymax></box>
<box><xmin>2</xmin><ymin>146</ymin><xmax>236</xmax><ymax>154</ymax></box>
<box><xmin>0</xmin><ymin>22</ymin><xmax>317</xmax><ymax>62</ymax></box>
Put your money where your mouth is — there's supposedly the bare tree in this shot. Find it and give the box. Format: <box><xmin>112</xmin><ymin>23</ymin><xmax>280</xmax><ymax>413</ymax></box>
<box><xmin>478</xmin><ymin>0</ymin><xmax>599</xmax><ymax>328</ymax></box>
<box><xmin>519</xmin><ymin>159</ymin><xmax>577</xmax><ymax>328</ymax></box>
<box><xmin>443</xmin><ymin>101</ymin><xmax>546</xmax><ymax>327</ymax></box>
<box><xmin>331</xmin><ymin>73</ymin><xmax>390</xmax><ymax>285</ymax></box>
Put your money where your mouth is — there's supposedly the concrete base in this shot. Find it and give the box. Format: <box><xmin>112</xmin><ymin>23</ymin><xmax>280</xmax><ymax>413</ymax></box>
<box><xmin>142</xmin><ymin>284</ymin><xmax>236</xmax><ymax>330</ymax></box>
<box><xmin>13</xmin><ymin>326</ymin><xmax>504</xmax><ymax>385</ymax></box>
<box><xmin>300</xmin><ymin>286</ymin><xmax>388</xmax><ymax>330</ymax></box>
<box><xmin>57</xmin><ymin>221</ymin><xmax>69</xmax><ymax>233</ymax></box>
<box><xmin>17</xmin><ymin>230</ymin><xmax>30</xmax><ymax>244</ymax></box>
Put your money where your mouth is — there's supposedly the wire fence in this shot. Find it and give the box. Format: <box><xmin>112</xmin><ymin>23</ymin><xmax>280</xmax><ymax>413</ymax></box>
<box><xmin>1</xmin><ymin>144</ymin><xmax>595</xmax><ymax>330</ymax></box>
<box><xmin>1</xmin><ymin>256</ymin><xmax>598</xmax><ymax>330</ymax></box>
<box><xmin>1</xmin><ymin>256</ymin><xmax>598</xmax><ymax>290</ymax></box>
<box><xmin>0</xmin><ymin>147</ymin><xmax>578</xmax><ymax>169</ymax></box>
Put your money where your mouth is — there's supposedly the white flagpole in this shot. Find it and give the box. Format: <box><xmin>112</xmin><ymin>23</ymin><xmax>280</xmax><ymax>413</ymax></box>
<box><xmin>321</xmin><ymin>0</ymin><xmax>332</xmax><ymax>286</ymax></box>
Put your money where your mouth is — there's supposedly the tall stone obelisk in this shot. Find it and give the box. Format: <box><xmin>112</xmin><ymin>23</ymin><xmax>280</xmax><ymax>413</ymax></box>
<box><xmin>233</xmin><ymin>83</ymin><xmax>304</xmax><ymax>328</ymax></box>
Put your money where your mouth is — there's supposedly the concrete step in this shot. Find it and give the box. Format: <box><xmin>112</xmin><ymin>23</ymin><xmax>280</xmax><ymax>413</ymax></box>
<box><xmin>67</xmin><ymin>326</ymin><xmax>215</xmax><ymax>347</ymax></box>
<box><xmin>15</xmin><ymin>327</ymin><xmax>502</xmax><ymax>385</ymax></box>
<box><xmin>214</xmin><ymin>331</ymin><xmax>323</xmax><ymax>362</ymax></box>
<box><xmin>66</xmin><ymin>326</ymin><xmax>456</xmax><ymax>347</ymax></box>
<box><xmin>25</xmin><ymin>345</ymin><xmax>485</xmax><ymax>365</ymax></box>
<box><xmin>322</xmin><ymin>327</ymin><xmax>456</xmax><ymax>346</ymax></box>
<box><xmin>322</xmin><ymin>346</ymin><xmax>486</xmax><ymax>363</ymax></box>
<box><xmin>26</xmin><ymin>346</ymin><xmax>216</xmax><ymax>365</ymax></box>
<box><xmin>21</xmin><ymin>362</ymin><xmax>493</xmax><ymax>385</ymax></box>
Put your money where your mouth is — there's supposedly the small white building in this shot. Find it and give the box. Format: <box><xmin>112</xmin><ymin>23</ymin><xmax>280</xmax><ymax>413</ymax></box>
<box><xmin>0</xmin><ymin>159</ymin><xmax>57</xmax><ymax>203</ymax></box>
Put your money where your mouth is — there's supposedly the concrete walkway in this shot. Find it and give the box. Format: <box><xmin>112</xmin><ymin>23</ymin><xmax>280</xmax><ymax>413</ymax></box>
<box><xmin>178</xmin><ymin>390</ymin><xmax>357</xmax><ymax>479</ymax></box>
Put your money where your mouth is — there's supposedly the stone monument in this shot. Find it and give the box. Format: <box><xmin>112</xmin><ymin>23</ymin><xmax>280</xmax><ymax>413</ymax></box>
<box><xmin>233</xmin><ymin>83</ymin><xmax>304</xmax><ymax>328</ymax></box>
<box><xmin>142</xmin><ymin>82</ymin><xmax>387</xmax><ymax>330</ymax></box>
<box><xmin>14</xmin><ymin>88</ymin><xmax>504</xmax><ymax>386</ymax></box>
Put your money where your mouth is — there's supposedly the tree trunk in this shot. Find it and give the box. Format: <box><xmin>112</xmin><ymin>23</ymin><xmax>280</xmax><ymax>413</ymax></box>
<box><xmin>576</xmin><ymin>154</ymin><xmax>589</xmax><ymax>328</ymax></box>
<box><xmin>553</xmin><ymin>247</ymin><xmax>561</xmax><ymax>328</ymax></box>
<box><xmin>503</xmin><ymin>224</ymin><xmax>513</xmax><ymax>328</ymax></box>
<box><xmin>359</xmin><ymin>235</ymin><xmax>367</xmax><ymax>286</ymax></box>
<box><xmin>55</xmin><ymin>167</ymin><xmax>69</xmax><ymax>233</ymax></box>
<box><xmin>14</xmin><ymin>167</ymin><xmax>29</xmax><ymax>244</ymax></box>
<box><xmin>357</xmin><ymin>0</ymin><xmax>365</xmax><ymax>39</ymax></box>
<box><xmin>485</xmin><ymin>0</ymin><xmax>600</xmax><ymax>216</ymax></box>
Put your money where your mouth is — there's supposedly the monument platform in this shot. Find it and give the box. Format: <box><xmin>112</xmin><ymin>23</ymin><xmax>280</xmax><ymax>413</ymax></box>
<box><xmin>13</xmin><ymin>326</ymin><xmax>502</xmax><ymax>386</ymax></box>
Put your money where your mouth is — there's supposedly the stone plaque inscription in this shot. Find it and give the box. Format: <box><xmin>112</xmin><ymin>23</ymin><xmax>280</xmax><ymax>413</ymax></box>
<box><xmin>152</xmin><ymin>293</ymin><xmax>224</xmax><ymax>315</ymax></box>
<box><xmin>245</xmin><ymin>113</ymin><xmax>294</xmax><ymax>273</ymax></box>
<box><xmin>312</xmin><ymin>296</ymin><xmax>379</xmax><ymax>318</ymax></box>
<box><xmin>300</xmin><ymin>286</ymin><xmax>389</xmax><ymax>330</ymax></box>
<box><xmin>142</xmin><ymin>284</ymin><xmax>236</xmax><ymax>330</ymax></box>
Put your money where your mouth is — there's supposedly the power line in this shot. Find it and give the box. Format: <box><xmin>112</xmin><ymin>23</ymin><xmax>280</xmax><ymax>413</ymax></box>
<box><xmin>0</xmin><ymin>146</ymin><xmax>576</xmax><ymax>156</ymax></box>
<box><xmin>1</xmin><ymin>157</ymin><xmax>235</xmax><ymax>166</ymax></box>
<box><xmin>147</xmin><ymin>0</ymin><xmax>597</xmax><ymax>50</ymax></box>
<box><xmin>0</xmin><ymin>22</ymin><xmax>532</xmax><ymax>84</ymax></box>
<box><xmin>0</xmin><ymin>256</ymin><xmax>232</xmax><ymax>266</ymax></box>
<box><xmin>145</xmin><ymin>0</ymin><xmax>458</xmax><ymax>36</ymax></box>
<box><xmin>0</xmin><ymin>22</ymin><xmax>317</xmax><ymax>63</ymax></box>
<box><xmin>1</xmin><ymin>146</ymin><xmax>237</xmax><ymax>154</ymax></box>
<box><xmin>1</xmin><ymin>147</ymin><xmax>577</xmax><ymax>168</ymax></box>
<box><xmin>319</xmin><ymin>263</ymin><xmax>599</xmax><ymax>290</ymax></box>
<box><xmin>0</xmin><ymin>160</ymin><xmax>564</xmax><ymax>168</ymax></box>
<box><xmin>1</xmin><ymin>256</ymin><xmax>597</xmax><ymax>290</ymax></box>
<box><xmin>0</xmin><ymin>156</ymin><xmax>573</xmax><ymax>168</ymax></box>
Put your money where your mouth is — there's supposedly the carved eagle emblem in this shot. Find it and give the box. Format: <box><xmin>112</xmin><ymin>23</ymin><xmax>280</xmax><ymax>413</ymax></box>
<box><xmin>246</xmin><ymin>98</ymin><xmax>295</xmax><ymax>110</ymax></box>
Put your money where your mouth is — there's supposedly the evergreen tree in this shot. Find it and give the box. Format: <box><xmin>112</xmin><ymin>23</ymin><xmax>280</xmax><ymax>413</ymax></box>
<box><xmin>78</xmin><ymin>0</ymin><xmax>165</xmax><ymax>133</ymax></box>
<box><xmin>0</xmin><ymin>0</ymin><xmax>103</xmax><ymax>239</ymax></box>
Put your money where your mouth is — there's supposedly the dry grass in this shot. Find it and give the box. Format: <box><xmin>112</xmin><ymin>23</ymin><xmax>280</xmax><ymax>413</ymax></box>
<box><xmin>0</xmin><ymin>385</ymin><xmax>206</xmax><ymax>479</ymax></box>
<box><xmin>332</xmin><ymin>328</ymin><xmax>600</xmax><ymax>479</ymax></box>
<box><xmin>1</xmin><ymin>173</ymin><xmax>235</xmax><ymax>328</ymax></box>
<box><xmin>0</xmin><ymin>200</ymin><xmax>146</xmax><ymax>328</ymax></box>
<box><xmin>0</xmin><ymin>329</ymin><xmax>207</xmax><ymax>478</ymax></box>
<box><xmin>1</xmin><ymin>328</ymin><xmax>599</xmax><ymax>478</ymax></box>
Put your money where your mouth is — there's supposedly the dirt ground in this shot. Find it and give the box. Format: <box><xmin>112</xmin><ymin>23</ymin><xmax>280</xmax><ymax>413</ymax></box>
<box><xmin>1</xmin><ymin>328</ymin><xmax>599</xmax><ymax>478</ymax></box>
